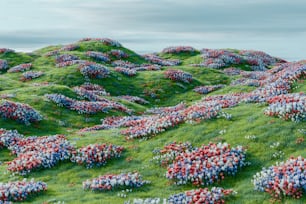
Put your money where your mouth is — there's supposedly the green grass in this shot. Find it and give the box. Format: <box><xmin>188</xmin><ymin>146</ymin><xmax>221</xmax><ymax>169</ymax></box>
<box><xmin>0</xmin><ymin>41</ymin><xmax>305</xmax><ymax>204</ymax></box>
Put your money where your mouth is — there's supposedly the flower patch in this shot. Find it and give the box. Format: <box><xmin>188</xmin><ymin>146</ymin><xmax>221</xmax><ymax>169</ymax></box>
<box><xmin>20</xmin><ymin>71</ymin><xmax>44</xmax><ymax>81</ymax></box>
<box><xmin>7</xmin><ymin>63</ymin><xmax>32</xmax><ymax>73</ymax></box>
<box><xmin>164</xmin><ymin>69</ymin><xmax>193</xmax><ymax>83</ymax></box>
<box><xmin>0</xmin><ymin>100</ymin><xmax>43</xmax><ymax>125</ymax></box>
<box><xmin>168</xmin><ymin>187</ymin><xmax>235</xmax><ymax>204</ymax></box>
<box><xmin>193</xmin><ymin>85</ymin><xmax>224</xmax><ymax>94</ymax></box>
<box><xmin>252</xmin><ymin>156</ymin><xmax>306</xmax><ymax>201</ymax></box>
<box><xmin>83</xmin><ymin>172</ymin><xmax>150</xmax><ymax>191</ymax></box>
<box><xmin>166</xmin><ymin>143</ymin><xmax>247</xmax><ymax>185</ymax></box>
<box><xmin>0</xmin><ymin>179</ymin><xmax>47</xmax><ymax>202</ymax></box>
<box><xmin>71</xmin><ymin>144</ymin><xmax>124</xmax><ymax>168</ymax></box>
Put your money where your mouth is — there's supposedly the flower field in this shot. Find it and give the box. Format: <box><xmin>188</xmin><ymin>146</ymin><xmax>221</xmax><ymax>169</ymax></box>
<box><xmin>0</xmin><ymin>39</ymin><xmax>305</xmax><ymax>203</ymax></box>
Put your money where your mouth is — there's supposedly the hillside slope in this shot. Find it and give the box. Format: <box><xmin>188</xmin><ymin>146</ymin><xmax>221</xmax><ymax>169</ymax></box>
<box><xmin>0</xmin><ymin>39</ymin><xmax>305</xmax><ymax>204</ymax></box>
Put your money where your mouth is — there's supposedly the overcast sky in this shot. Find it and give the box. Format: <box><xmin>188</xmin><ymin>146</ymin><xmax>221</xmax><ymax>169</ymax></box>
<box><xmin>0</xmin><ymin>0</ymin><xmax>305</xmax><ymax>60</ymax></box>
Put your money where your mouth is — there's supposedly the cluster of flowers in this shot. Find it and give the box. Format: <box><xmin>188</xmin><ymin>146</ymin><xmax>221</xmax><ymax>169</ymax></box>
<box><xmin>45</xmin><ymin>94</ymin><xmax>130</xmax><ymax>114</ymax></box>
<box><xmin>222</xmin><ymin>67</ymin><xmax>242</xmax><ymax>76</ymax></box>
<box><xmin>79</xmin><ymin>62</ymin><xmax>110</xmax><ymax>79</ymax></box>
<box><xmin>0</xmin><ymin>60</ymin><xmax>8</xmax><ymax>70</ymax></box>
<box><xmin>20</xmin><ymin>71</ymin><xmax>44</xmax><ymax>81</ymax></box>
<box><xmin>118</xmin><ymin>95</ymin><xmax>149</xmax><ymax>104</ymax></box>
<box><xmin>239</xmin><ymin>50</ymin><xmax>285</xmax><ymax>71</ymax></box>
<box><xmin>78</xmin><ymin>38</ymin><xmax>122</xmax><ymax>47</ymax></box>
<box><xmin>146</xmin><ymin>103</ymin><xmax>186</xmax><ymax>115</ymax></box>
<box><xmin>152</xmin><ymin>142</ymin><xmax>194</xmax><ymax>167</ymax></box>
<box><xmin>82</xmin><ymin>99</ymin><xmax>221</xmax><ymax>138</ymax></box>
<box><xmin>252</xmin><ymin>156</ymin><xmax>306</xmax><ymax>200</ymax></box>
<box><xmin>70</xmin><ymin>143</ymin><xmax>124</xmax><ymax>168</ymax></box>
<box><xmin>86</xmin><ymin>51</ymin><xmax>110</xmax><ymax>63</ymax></box>
<box><xmin>109</xmin><ymin>49</ymin><xmax>129</xmax><ymax>59</ymax></box>
<box><xmin>166</xmin><ymin>143</ymin><xmax>247</xmax><ymax>185</ymax></box>
<box><xmin>162</xmin><ymin>46</ymin><xmax>196</xmax><ymax>54</ymax></box>
<box><xmin>59</xmin><ymin>44</ymin><xmax>79</xmax><ymax>51</ymax></box>
<box><xmin>142</xmin><ymin>54</ymin><xmax>181</xmax><ymax>66</ymax></box>
<box><xmin>56</xmin><ymin>60</ymin><xmax>86</xmax><ymax>68</ymax></box>
<box><xmin>247</xmin><ymin>61</ymin><xmax>306</xmax><ymax>103</ymax></box>
<box><xmin>241</xmin><ymin>71</ymin><xmax>270</xmax><ymax>80</ymax></box>
<box><xmin>122</xmin><ymin>101</ymin><xmax>221</xmax><ymax>139</ymax></box>
<box><xmin>7</xmin><ymin>63</ymin><xmax>32</xmax><ymax>73</ymax></box>
<box><xmin>0</xmin><ymin>129</ymin><xmax>23</xmax><ymax>149</ymax></box>
<box><xmin>115</xmin><ymin>67</ymin><xmax>137</xmax><ymax>76</ymax></box>
<box><xmin>193</xmin><ymin>49</ymin><xmax>284</xmax><ymax>70</ymax></box>
<box><xmin>113</xmin><ymin>61</ymin><xmax>161</xmax><ymax>76</ymax></box>
<box><xmin>0</xmin><ymin>179</ymin><xmax>47</xmax><ymax>202</ymax></box>
<box><xmin>193</xmin><ymin>85</ymin><xmax>224</xmax><ymax>94</ymax></box>
<box><xmin>164</xmin><ymin>69</ymin><xmax>193</xmax><ymax>83</ymax></box>
<box><xmin>83</xmin><ymin>172</ymin><xmax>150</xmax><ymax>191</ymax></box>
<box><xmin>120</xmin><ymin>113</ymin><xmax>184</xmax><ymax>140</ymax></box>
<box><xmin>0</xmin><ymin>48</ymin><xmax>14</xmax><ymax>54</ymax></box>
<box><xmin>55</xmin><ymin>54</ymin><xmax>85</xmax><ymax>67</ymax></box>
<box><xmin>168</xmin><ymin>187</ymin><xmax>235</xmax><ymax>204</ymax></box>
<box><xmin>0</xmin><ymin>100</ymin><xmax>43</xmax><ymax>125</ymax></box>
<box><xmin>196</xmin><ymin>49</ymin><xmax>243</xmax><ymax>69</ymax></box>
<box><xmin>230</xmin><ymin>78</ymin><xmax>260</xmax><ymax>87</ymax></box>
<box><xmin>74</xmin><ymin>83</ymin><xmax>109</xmax><ymax>101</ymax></box>
<box><xmin>56</xmin><ymin>54</ymin><xmax>79</xmax><ymax>64</ymax></box>
<box><xmin>6</xmin><ymin>134</ymin><xmax>75</xmax><ymax>175</ymax></box>
<box><xmin>112</xmin><ymin>60</ymin><xmax>136</xmax><ymax>68</ymax></box>
<box><xmin>264</xmin><ymin>93</ymin><xmax>306</xmax><ymax>122</ymax></box>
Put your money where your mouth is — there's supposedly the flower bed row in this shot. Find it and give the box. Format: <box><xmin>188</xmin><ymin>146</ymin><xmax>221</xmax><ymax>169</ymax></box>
<box><xmin>164</xmin><ymin>69</ymin><xmax>193</xmax><ymax>83</ymax></box>
<box><xmin>252</xmin><ymin>156</ymin><xmax>306</xmax><ymax>201</ymax></box>
<box><xmin>45</xmin><ymin>94</ymin><xmax>130</xmax><ymax>114</ymax></box>
<box><xmin>6</xmin><ymin>135</ymin><xmax>75</xmax><ymax>175</ymax></box>
<box><xmin>264</xmin><ymin>93</ymin><xmax>306</xmax><ymax>122</ymax></box>
<box><xmin>109</xmin><ymin>49</ymin><xmax>129</xmax><ymax>59</ymax></box>
<box><xmin>193</xmin><ymin>85</ymin><xmax>224</xmax><ymax>94</ymax></box>
<box><xmin>56</xmin><ymin>54</ymin><xmax>79</xmax><ymax>64</ymax></box>
<box><xmin>1</xmin><ymin>129</ymin><xmax>125</xmax><ymax>176</ymax></box>
<box><xmin>162</xmin><ymin>46</ymin><xmax>196</xmax><ymax>54</ymax></box>
<box><xmin>114</xmin><ymin>67</ymin><xmax>137</xmax><ymax>76</ymax></box>
<box><xmin>0</xmin><ymin>100</ymin><xmax>43</xmax><ymax>125</ymax></box>
<box><xmin>0</xmin><ymin>60</ymin><xmax>8</xmax><ymax>70</ymax></box>
<box><xmin>193</xmin><ymin>49</ymin><xmax>285</xmax><ymax>70</ymax></box>
<box><xmin>166</xmin><ymin>143</ymin><xmax>247</xmax><ymax>185</ymax></box>
<box><xmin>7</xmin><ymin>63</ymin><xmax>32</xmax><ymax>73</ymax></box>
<box><xmin>74</xmin><ymin>83</ymin><xmax>110</xmax><ymax>102</ymax></box>
<box><xmin>142</xmin><ymin>54</ymin><xmax>181</xmax><ymax>66</ymax></box>
<box><xmin>0</xmin><ymin>179</ymin><xmax>47</xmax><ymax>202</ymax></box>
<box><xmin>83</xmin><ymin>172</ymin><xmax>150</xmax><ymax>191</ymax></box>
<box><xmin>20</xmin><ymin>71</ymin><xmax>44</xmax><ymax>81</ymax></box>
<box><xmin>146</xmin><ymin>103</ymin><xmax>186</xmax><ymax>115</ymax></box>
<box><xmin>71</xmin><ymin>144</ymin><xmax>124</xmax><ymax>168</ymax></box>
<box><xmin>86</xmin><ymin>51</ymin><xmax>110</xmax><ymax>63</ymax></box>
<box><xmin>168</xmin><ymin>187</ymin><xmax>235</xmax><ymax>204</ymax></box>
<box><xmin>79</xmin><ymin>62</ymin><xmax>110</xmax><ymax>79</ymax></box>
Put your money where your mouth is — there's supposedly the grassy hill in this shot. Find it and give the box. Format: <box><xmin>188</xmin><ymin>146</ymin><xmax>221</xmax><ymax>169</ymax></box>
<box><xmin>0</xmin><ymin>39</ymin><xmax>305</xmax><ymax>204</ymax></box>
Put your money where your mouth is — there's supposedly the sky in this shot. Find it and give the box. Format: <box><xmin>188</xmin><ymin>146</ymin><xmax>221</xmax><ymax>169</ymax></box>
<box><xmin>0</xmin><ymin>0</ymin><xmax>306</xmax><ymax>61</ymax></box>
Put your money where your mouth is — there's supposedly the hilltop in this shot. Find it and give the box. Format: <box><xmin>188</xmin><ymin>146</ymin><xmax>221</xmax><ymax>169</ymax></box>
<box><xmin>0</xmin><ymin>38</ymin><xmax>305</xmax><ymax>204</ymax></box>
